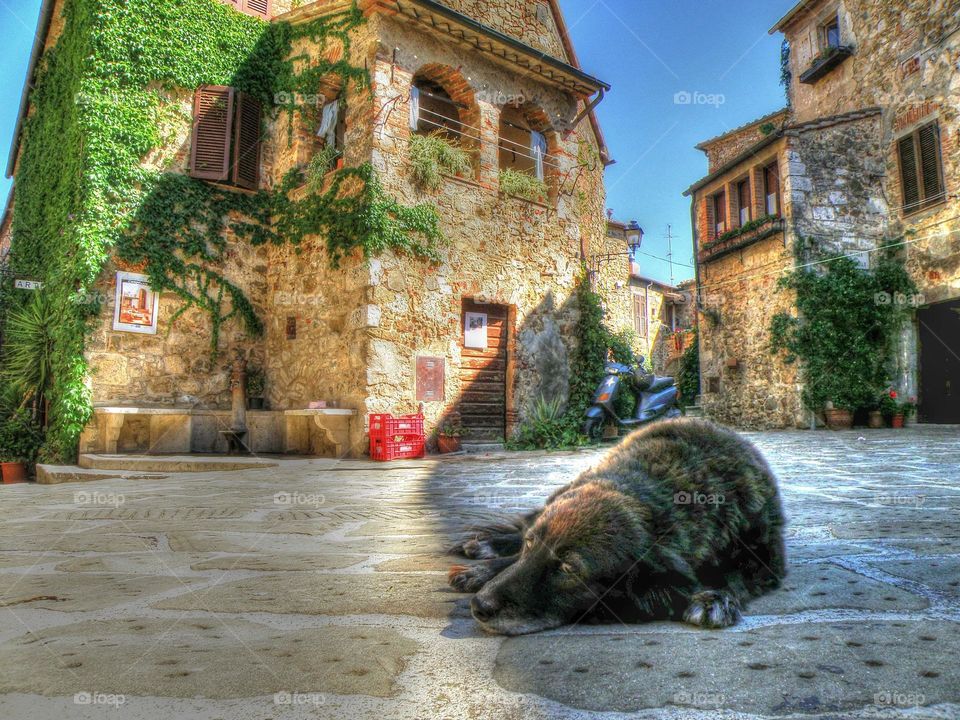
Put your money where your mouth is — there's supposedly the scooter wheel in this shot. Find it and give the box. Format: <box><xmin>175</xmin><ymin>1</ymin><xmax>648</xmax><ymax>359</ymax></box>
<box><xmin>582</xmin><ymin>417</ymin><xmax>605</xmax><ymax>442</ymax></box>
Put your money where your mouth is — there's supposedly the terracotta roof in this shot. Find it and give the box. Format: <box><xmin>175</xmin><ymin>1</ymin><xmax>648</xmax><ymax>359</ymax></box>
<box><xmin>684</xmin><ymin>131</ymin><xmax>783</xmax><ymax>196</ymax></box>
<box><xmin>784</xmin><ymin>106</ymin><xmax>882</xmax><ymax>134</ymax></box>
<box><xmin>694</xmin><ymin>108</ymin><xmax>790</xmax><ymax>152</ymax></box>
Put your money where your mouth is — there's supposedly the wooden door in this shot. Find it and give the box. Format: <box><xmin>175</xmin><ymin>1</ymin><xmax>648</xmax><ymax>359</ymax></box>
<box><xmin>459</xmin><ymin>300</ymin><xmax>508</xmax><ymax>442</ymax></box>
<box><xmin>918</xmin><ymin>299</ymin><xmax>960</xmax><ymax>423</ymax></box>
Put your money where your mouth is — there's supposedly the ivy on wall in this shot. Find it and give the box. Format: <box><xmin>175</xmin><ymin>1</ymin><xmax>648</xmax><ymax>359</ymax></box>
<box><xmin>6</xmin><ymin>0</ymin><xmax>443</xmax><ymax>460</ymax></box>
<box><xmin>769</xmin><ymin>239</ymin><xmax>916</xmax><ymax>413</ymax></box>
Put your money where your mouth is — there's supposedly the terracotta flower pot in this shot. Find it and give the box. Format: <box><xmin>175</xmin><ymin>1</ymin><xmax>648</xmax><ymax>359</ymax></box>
<box><xmin>867</xmin><ymin>410</ymin><xmax>884</xmax><ymax>429</ymax></box>
<box><xmin>825</xmin><ymin>408</ymin><xmax>853</xmax><ymax>430</ymax></box>
<box><xmin>437</xmin><ymin>435</ymin><xmax>462</xmax><ymax>454</ymax></box>
<box><xmin>1</xmin><ymin>462</ymin><xmax>28</xmax><ymax>484</ymax></box>
<box><xmin>891</xmin><ymin>413</ymin><xmax>905</xmax><ymax>429</ymax></box>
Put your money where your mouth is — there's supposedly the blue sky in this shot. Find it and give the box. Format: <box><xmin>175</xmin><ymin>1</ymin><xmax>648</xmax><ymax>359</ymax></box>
<box><xmin>0</xmin><ymin>0</ymin><xmax>792</xmax><ymax>284</ymax></box>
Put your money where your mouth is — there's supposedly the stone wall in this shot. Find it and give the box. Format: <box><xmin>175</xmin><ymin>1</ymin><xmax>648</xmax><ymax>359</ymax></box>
<box><xmin>699</xmin><ymin>110</ymin><xmax>790</xmax><ymax>173</ymax></box>
<box><xmin>786</xmin><ymin>113</ymin><xmax>888</xmax><ymax>258</ymax></box>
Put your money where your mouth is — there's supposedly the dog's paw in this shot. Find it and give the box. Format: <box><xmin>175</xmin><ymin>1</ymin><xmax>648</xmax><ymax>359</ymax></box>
<box><xmin>448</xmin><ymin>564</ymin><xmax>496</xmax><ymax>592</ymax></box>
<box><xmin>682</xmin><ymin>590</ymin><xmax>741</xmax><ymax>629</ymax></box>
<box><xmin>461</xmin><ymin>538</ymin><xmax>498</xmax><ymax>559</ymax></box>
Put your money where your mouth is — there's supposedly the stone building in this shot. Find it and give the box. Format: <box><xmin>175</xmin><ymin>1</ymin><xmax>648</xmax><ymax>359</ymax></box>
<box><xmin>4</xmin><ymin>0</ymin><xmax>612</xmax><ymax>456</ymax></box>
<box><xmin>685</xmin><ymin>0</ymin><xmax>960</xmax><ymax>428</ymax></box>
<box><xmin>594</xmin><ymin>219</ymin><xmax>692</xmax><ymax>375</ymax></box>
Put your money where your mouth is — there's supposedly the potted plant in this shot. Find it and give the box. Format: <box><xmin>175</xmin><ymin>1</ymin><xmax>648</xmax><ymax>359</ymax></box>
<box><xmin>0</xmin><ymin>409</ymin><xmax>44</xmax><ymax>484</ymax></box>
<box><xmin>437</xmin><ymin>423</ymin><xmax>466</xmax><ymax>454</ymax></box>
<box><xmin>246</xmin><ymin>368</ymin><xmax>265</xmax><ymax>410</ymax></box>
<box><xmin>824</xmin><ymin>400</ymin><xmax>853</xmax><ymax>430</ymax></box>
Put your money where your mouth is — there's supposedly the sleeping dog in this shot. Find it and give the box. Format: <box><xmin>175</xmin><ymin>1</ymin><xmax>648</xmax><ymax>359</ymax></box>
<box><xmin>450</xmin><ymin>418</ymin><xmax>786</xmax><ymax>635</ymax></box>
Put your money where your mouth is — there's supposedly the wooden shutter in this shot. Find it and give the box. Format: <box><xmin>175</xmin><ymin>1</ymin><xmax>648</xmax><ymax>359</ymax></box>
<box><xmin>190</xmin><ymin>86</ymin><xmax>234</xmax><ymax>182</ymax></box>
<box><xmin>898</xmin><ymin>135</ymin><xmax>920</xmax><ymax>214</ymax></box>
<box><xmin>232</xmin><ymin>93</ymin><xmax>262</xmax><ymax>190</ymax></box>
<box><xmin>242</xmin><ymin>0</ymin><xmax>270</xmax><ymax>18</ymax></box>
<box><xmin>917</xmin><ymin>123</ymin><xmax>944</xmax><ymax>208</ymax></box>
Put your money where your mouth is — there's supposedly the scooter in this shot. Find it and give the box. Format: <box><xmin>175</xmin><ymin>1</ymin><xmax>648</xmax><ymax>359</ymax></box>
<box><xmin>582</xmin><ymin>358</ymin><xmax>681</xmax><ymax>440</ymax></box>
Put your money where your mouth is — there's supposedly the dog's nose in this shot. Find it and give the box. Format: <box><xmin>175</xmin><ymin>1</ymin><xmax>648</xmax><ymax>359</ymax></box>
<box><xmin>471</xmin><ymin>594</ymin><xmax>498</xmax><ymax>622</ymax></box>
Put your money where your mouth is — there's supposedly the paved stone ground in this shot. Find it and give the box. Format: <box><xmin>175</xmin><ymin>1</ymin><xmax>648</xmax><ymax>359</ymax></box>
<box><xmin>0</xmin><ymin>426</ymin><xmax>959</xmax><ymax>719</ymax></box>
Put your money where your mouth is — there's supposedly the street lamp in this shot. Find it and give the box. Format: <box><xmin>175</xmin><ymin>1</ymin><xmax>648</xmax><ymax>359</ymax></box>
<box><xmin>591</xmin><ymin>220</ymin><xmax>644</xmax><ymax>272</ymax></box>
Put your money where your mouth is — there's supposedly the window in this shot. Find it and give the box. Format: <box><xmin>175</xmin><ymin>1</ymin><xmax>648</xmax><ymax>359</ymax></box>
<box><xmin>633</xmin><ymin>294</ymin><xmax>647</xmax><ymax>337</ymax></box>
<box><xmin>822</xmin><ymin>15</ymin><xmax>841</xmax><ymax>49</ymax></box>
<box><xmin>189</xmin><ymin>85</ymin><xmax>262</xmax><ymax>189</ymax></box>
<box><xmin>410</xmin><ymin>79</ymin><xmax>462</xmax><ymax>140</ymax></box>
<box><xmin>736</xmin><ymin>179</ymin><xmax>751</xmax><ymax>226</ymax></box>
<box><xmin>315</xmin><ymin>93</ymin><xmax>346</xmax><ymax>172</ymax></box>
<box><xmin>499</xmin><ymin>105</ymin><xmax>549</xmax><ymax>181</ymax></box>
<box><xmin>710</xmin><ymin>191</ymin><xmax>726</xmax><ymax>238</ymax></box>
<box><xmin>898</xmin><ymin>121</ymin><xmax>946</xmax><ymax>215</ymax></box>
<box><xmin>219</xmin><ymin>0</ymin><xmax>270</xmax><ymax>19</ymax></box>
<box><xmin>763</xmin><ymin>162</ymin><xmax>781</xmax><ymax>216</ymax></box>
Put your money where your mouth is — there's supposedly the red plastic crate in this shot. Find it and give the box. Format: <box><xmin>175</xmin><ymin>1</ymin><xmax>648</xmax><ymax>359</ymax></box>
<box><xmin>370</xmin><ymin>436</ymin><xmax>426</xmax><ymax>461</ymax></box>
<box><xmin>368</xmin><ymin>413</ymin><xmax>424</xmax><ymax>440</ymax></box>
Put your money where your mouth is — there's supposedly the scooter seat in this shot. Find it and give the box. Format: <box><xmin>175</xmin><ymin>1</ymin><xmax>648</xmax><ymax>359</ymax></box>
<box><xmin>647</xmin><ymin>375</ymin><xmax>674</xmax><ymax>392</ymax></box>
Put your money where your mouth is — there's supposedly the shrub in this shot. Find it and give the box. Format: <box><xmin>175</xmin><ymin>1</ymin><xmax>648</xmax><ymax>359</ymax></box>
<box><xmin>511</xmin><ymin>395</ymin><xmax>580</xmax><ymax>450</ymax></box>
<box><xmin>677</xmin><ymin>328</ymin><xmax>700</xmax><ymax>408</ymax></box>
<box><xmin>499</xmin><ymin>168</ymin><xmax>548</xmax><ymax>202</ymax></box>
<box><xmin>0</xmin><ymin>409</ymin><xmax>45</xmax><ymax>464</ymax></box>
<box><xmin>1</xmin><ymin>294</ymin><xmax>55</xmax><ymax>410</ymax></box>
<box><xmin>408</xmin><ymin>132</ymin><xmax>472</xmax><ymax>189</ymax></box>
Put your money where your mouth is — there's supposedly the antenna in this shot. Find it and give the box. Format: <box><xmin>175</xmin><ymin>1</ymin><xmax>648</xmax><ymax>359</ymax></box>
<box><xmin>665</xmin><ymin>224</ymin><xmax>675</xmax><ymax>286</ymax></box>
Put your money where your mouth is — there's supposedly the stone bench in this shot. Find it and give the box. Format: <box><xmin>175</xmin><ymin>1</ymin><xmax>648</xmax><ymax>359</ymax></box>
<box><xmin>283</xmin><ymin>409</ymin><xmax>356</xmax><ymax>458</ymax></box>
<box><xmin>80</xmin><ymin>407</ymin><xmax>194</xmax><ymax>455</ymax></box>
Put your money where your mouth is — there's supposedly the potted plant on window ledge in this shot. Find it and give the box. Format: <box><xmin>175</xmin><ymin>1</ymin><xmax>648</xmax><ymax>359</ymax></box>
<box><xmin>409</xmin><ymin>131</ymin><xmax>473</xmax><ymax>189</ymax></box>
<box><xmin>436</xmin><ymin>423</ymin><xmax>466</xmax><ymax>454</ymax></box>
<box><xmin>499</xmin><ymin>168</ymin><xmax>548</xmax><ymax>203</ymax></box>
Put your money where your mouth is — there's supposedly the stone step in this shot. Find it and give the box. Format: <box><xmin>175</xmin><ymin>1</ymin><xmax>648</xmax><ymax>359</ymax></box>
<box><xmin>684</xmin><ymin>405</ymin><xmax>705</xmax><ymax>418</ymax></box>
<box><xmin>78</xmin><ymin>454</ymin><xmax>280</xmax><ymax>474</ymax></box>
<box><xmin>36</xmin><ymin>465</ymin><xmax>169</xmax><ymax>485</ymax></box>
<box><xmin>462</xmin><ymin>442</ymin><xmax>506</xmax><ymax>454</ymax></box>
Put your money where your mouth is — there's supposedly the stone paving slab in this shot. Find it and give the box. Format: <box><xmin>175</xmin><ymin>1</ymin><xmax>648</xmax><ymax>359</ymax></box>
<box><xmin>189</xmin><ymin>553</ymin><xmax>367</xmax><ymax>572</ymax></box>
<box><xmin>0</xmin><ymin>574</ymin><xmax>201</xmax><ymax>612</ymax></box>
<box><xmin>152</xmin><ymin>573</ymin><xmax>472</xmax><ymax>618</ymax></box>
<box><xmin>0</xmin><ymin>618</ymin><xmax>418</xmax><ymax>699</ymax></box>
<box><xmin>747</xmin><ymin>564</ymin><xmax>929</xmax><ymax>615</ymax></box>
<box><xmin>493</xmin><ymin>620</ymin><xmax>960</xmax><ymax>715</ymax></box>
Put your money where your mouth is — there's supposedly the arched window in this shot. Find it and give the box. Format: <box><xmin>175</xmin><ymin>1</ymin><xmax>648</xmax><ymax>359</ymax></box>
<box><xmin>410</xmin><ymin>79</ymin><xmax>462</xmax><ymax>140</ymax></box>
<box><xmin>498</xmin><ymin>104</ymin><xmax>550</xmax><ymax>182</ymax></box>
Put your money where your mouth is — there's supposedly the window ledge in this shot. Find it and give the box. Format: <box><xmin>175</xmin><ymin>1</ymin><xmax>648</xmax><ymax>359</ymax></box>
<box><xmin>902</xmin><ymin>195</ymin><xmax>949</xmax><ymax>221</ymax></box>
<box><xmin>799</xmin><ymin>46</ymin><xmax>853</xmax><ymax>84</ymax></box>
<box><xmin>206</xmin><ymin>181</ymin><xmax>259</xmax><ymax>196</ymax></box>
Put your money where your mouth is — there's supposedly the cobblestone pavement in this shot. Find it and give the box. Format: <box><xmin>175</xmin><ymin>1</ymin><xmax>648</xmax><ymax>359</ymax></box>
<box><xmin>0</xmin><ymin>426</ymin><xmax>959</xmax><ymax>719</ymax></box>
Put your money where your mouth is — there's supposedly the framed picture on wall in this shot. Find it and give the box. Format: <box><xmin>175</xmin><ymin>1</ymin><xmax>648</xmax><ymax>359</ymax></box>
<box><xmin>464</xmin><ymin>311</ymin><xmax>488</xmax><ymax>349</ymax></box>
<box><xmin>113</xmin><ymin>271</ymin><xmax>159</xmax><ymax>335</ymax></box>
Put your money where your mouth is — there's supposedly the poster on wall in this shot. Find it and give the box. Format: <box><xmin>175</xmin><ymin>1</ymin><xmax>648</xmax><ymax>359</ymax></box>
<box><xmin>464</xmin><ymin>312</ymin><xmax>488</xmax><ymax>349</ymax></box>
<box><xmin>112</xmin><ymin>272</ymin><xmax>159</xmax><ymax>335</ymax></box>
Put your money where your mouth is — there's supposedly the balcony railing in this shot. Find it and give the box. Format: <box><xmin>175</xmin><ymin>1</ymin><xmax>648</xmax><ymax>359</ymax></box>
<box><xmin>698</xmin><ymin>215</ymin><xmax>784</xmax><ymax>263</ymax></box>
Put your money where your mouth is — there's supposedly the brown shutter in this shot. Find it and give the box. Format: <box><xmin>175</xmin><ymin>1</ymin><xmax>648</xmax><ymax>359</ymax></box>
<box><xmin>917</xmin><ymin>123</ymin><xmax>943</xmax><ymax>207</ymax></box>
<box><xmin>232</xmin><ymin>93</ymin><xmax>262</xmax><ymax>190</ymax></box>
<box><xmin>898</xmin><ymin>135</ymin><xmax>920</xmax><ymax>214</ymax></box>
<box><xmin>190</xmin><ymin>86</ymin><xmax>234</xmax><ymax>182</ymax></box>
<box><xmin>243</xmin><ymin>0</ymin><xmax>270</xmax><ymax>18</ymax></box>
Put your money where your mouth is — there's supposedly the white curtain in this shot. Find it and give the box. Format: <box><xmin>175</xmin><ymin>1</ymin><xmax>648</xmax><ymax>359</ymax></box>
<box><xmin>531</xmin><ymin>131</ymin><xmax>547</xmax><ymax>181</ymax></box>
<box><xmin>408</xmin><ymin>86</ymin><xmax>420</xmax><ymax>131</ymax></box>
<box><xmin>317</xmin><ymin>100</ymin><xmax>339</xmax><ymax>147</ymax></box>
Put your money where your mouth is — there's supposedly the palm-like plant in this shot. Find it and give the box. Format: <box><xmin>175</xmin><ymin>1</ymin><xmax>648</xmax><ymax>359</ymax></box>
<box><xmin>1</xmin><ymin>295</ymin><xmax>55</xmax><ymax>412</ymax></box>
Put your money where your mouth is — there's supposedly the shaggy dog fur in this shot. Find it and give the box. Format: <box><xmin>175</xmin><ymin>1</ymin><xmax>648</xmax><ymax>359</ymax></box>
<box><xmin>449</xmin><ymin>418</ymin><xmax>786</xmax><ymax>635</ymax></box>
